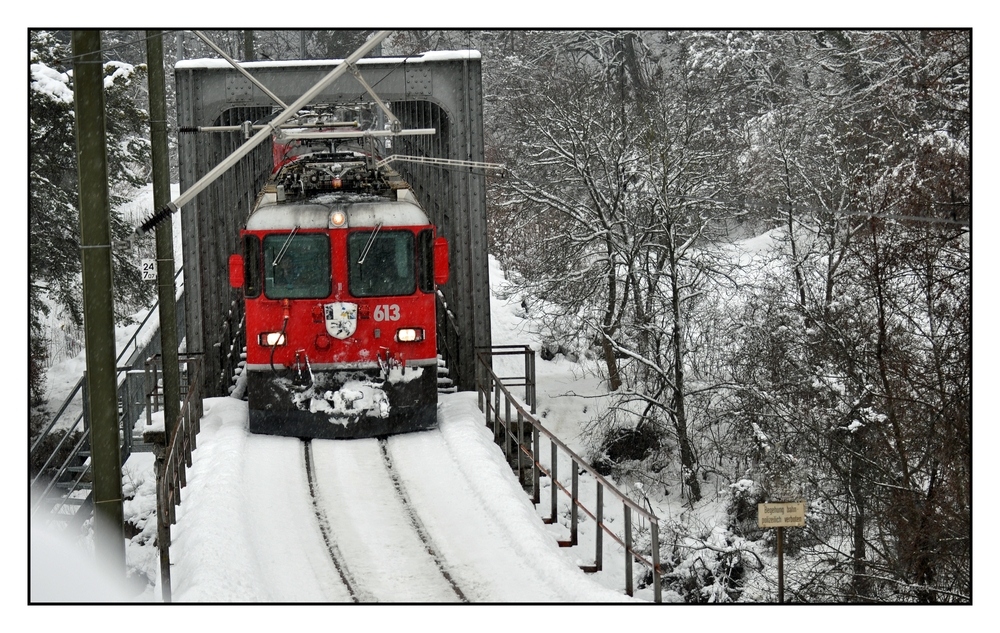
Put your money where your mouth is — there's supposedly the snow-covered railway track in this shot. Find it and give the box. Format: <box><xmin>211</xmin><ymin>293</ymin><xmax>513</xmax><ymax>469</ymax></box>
<box><xmin>237</xmin><ymin>434</ymin><xmax>355</xmax><ymax>602</ymax></box>
<box><xmin>376</xmin><ymin>439</ymin><xmax>468</xmax><ymax>601</ymax></box>
<box><xmin>169</xmin><ymin>395</ymin><xmax>634</xmax><ymax>602</ymax></box>
<box><xmin>302</xmin><ymin>440</ymin><xmax>361</xmax><ymax>602</ymax></box>
<box><xmin>305</xmin><ymin>436</ymin><xmax>467</xmax><ymax>602</ymax></box>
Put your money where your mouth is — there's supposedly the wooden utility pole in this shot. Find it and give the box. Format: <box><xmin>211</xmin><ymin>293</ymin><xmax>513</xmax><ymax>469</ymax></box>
<box><xmin>72</xmin><ymin>28</ymin><xmax>125</xmax><ymax>573</ymax></box>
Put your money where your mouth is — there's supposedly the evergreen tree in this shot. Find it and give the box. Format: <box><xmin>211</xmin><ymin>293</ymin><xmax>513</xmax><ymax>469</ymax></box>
<box><xmin>29</xmin><ymin>30</ymin><xmax>154</xmax><ymax>409</ymax></box>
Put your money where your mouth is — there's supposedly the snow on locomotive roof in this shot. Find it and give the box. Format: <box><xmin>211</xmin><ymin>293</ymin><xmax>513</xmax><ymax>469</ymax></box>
<box><xmin>246</xmin><ymin>196</ymin><xmax>430</xmax><ymax>231</ymax></box>
<box><xmin>176</xmin><ymin>50</ymin><xmax>480</xmax><ymax>71</ymax></box>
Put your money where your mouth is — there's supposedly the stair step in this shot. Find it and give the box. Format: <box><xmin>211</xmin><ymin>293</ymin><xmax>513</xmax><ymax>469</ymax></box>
<box><xmin>54</xmin><ymin>480</ymin><xmax>92</xmax><ymax>491</ymax></box>
<box><xmin>35</xmin><ymin>495</ymin><xmax>88</xmax><ymax>511</ymax></box>
<box><xmin>43</xmin><ymin>496</ymin><xmax>94</xmax><ymax>525</ymax></box>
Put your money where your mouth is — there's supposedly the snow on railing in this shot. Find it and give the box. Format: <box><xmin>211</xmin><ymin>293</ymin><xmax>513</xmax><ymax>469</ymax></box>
<box><xmin>475</xmin><ymin>347</ymin><xmax>662</xmax><ymax>603</ymax></box>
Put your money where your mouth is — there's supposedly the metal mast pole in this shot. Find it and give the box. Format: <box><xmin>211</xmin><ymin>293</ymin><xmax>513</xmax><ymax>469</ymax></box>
<box><xmin>146</xmin><ymin>30</ymin><xmax>181</xmax><ymax>445</ymax></box>
<box><xmin>243</xmin><ymin>29</ymin><xmax>254</xmax><ymax>61</ymax></box>
<box><xmin>146</xmin><ymin>31</ymin><xmax>181</xmax><ymax>601</ymax></box>
<box><xmin>72</xmin><ymin>28</ymin><xmax>125</xmax><ymax>574</ymax></box>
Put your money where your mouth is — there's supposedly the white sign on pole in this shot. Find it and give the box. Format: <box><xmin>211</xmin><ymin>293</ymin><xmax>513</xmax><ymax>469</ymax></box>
<box><xmin>757</xmin><ymin>501</ymin><xmax>806</xmax><ymax>528</ymax></box>
<box><xmin>141</xmin><ymin>258</ymin><xmax>157</xmax><ymax>280</ymax></box>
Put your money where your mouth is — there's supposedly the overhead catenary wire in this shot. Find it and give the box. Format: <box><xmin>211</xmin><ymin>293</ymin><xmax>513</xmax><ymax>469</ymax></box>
<box><xmin>136</xmin><ymin>30</ymin><xmax>391</xmax><ymax>236</ymax></box>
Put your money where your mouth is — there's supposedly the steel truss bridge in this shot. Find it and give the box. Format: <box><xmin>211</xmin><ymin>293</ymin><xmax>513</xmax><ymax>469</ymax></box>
<box><xmin>175</xmin><ymin>41</ymin><xmax>493</xmax><ymax>399</ymax></box>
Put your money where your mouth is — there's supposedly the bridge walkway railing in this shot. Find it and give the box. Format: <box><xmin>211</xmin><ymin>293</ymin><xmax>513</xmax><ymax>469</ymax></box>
<box><xmin>141</xmin><ymin>353</ymin><xmax>204</xmax><ymax>603</ymax></box>
<box><xmin>475</xmin><ymin>346</ymin><xmax>662</xmax><ymax>603</ymax></box>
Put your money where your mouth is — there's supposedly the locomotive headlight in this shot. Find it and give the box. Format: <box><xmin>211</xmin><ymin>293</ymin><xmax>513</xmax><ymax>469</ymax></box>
<box><xmin>395</xmin><ymin>328</ymin><xmax>424</xmax><ymax>342</ymax></box>
<box><xmin>330</xmin><ymin>210</ymin><xmax>347</xmax><ymax>227</ymax></box>
<box><xmin>259</xmin><ymin>331</ymin><xmax>287</xmax><ymax>346</ymax></box>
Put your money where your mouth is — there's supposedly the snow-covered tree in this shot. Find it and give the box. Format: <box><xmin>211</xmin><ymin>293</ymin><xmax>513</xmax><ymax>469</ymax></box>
<box><xmin>483</xmin><ymin>28</ymin><xmax>969</xmax><ymax>602</ymax></box>
<box><xmin>716</xmin><ymin>30</ymin><xmax>970</xmax><ymax>602</ymax></box>
<box><xmin>29</xmin><ymin>30</ymin><xmax>154</xmax><ymax>408</ymax></box>
<box><xmin>488</xmin><ymin>31</ymin><xmax>751</xmax><ymax>504</ymax></box>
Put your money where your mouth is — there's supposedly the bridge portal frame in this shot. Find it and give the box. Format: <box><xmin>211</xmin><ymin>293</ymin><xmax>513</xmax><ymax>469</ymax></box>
<box><xmin>174</xmin><ymin>51</ymin><xmax>491</xmax><ymax>396</ymax></box>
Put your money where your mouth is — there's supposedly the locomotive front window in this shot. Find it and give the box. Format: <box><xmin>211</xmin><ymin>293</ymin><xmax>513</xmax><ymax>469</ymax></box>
<box><xmin>348</xmin><ymin>230</ymin><xmax>416</xmax><ymax>297</ymax></box>
<box><xmin>262</xmin><ymin>232</ymin><xmax>331</xmax><ymax>299</ymax></box>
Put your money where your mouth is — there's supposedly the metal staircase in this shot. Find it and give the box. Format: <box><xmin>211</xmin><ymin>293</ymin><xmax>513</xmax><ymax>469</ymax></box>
<box><xmin>30</xmin><ymin>273</ymin><xmax>185</xmax><ymax>530</ymax></box>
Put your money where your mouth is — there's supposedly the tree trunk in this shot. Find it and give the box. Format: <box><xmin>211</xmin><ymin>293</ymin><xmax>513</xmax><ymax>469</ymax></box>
<box><xmin>849</xmin><ymin>425</ymin><xmax>869</xmax><ymax>601</ymax></box>
<box><xmin>780</xmin><ymin>157</ymin><xmax>809</xmax><ymax>320</ymax></box>
<box><xmin>601</xmin><ymin>332</ymin><xmax>621</xmax><ymax>392</ymax></box>
<box><xmin>602</xmin><ymin>238</ymin><xmax>622</xmax><ymax>391</ymax></box>
<box><xmin>670</xmin><ymin>253</ymin><xmax>700</xmax><ymax>502</ymax></box>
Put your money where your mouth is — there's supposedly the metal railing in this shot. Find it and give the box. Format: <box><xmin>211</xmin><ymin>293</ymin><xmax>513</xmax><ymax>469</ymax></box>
<box><xmin>142</xmin><ymin>353</ymin><xmax>204</xmax><ymax>603</ymax></box>
<box><xmin>475</xmin><ymin>346</ymin><xmax>662</xmax><ymax>602</ymax></box>
<box><xmin>436</xmin><ymin>290</ymin><xmax>462</xmax><ymax>389</ymax></box>
<box><xmin>218</xmin><ymin>298</ymin><xmax>246</xmax><ymax>398</ymax></box>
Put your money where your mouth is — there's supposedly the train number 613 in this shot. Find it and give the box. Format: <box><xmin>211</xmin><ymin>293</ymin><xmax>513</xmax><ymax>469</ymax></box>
<box><xmin>373</xmin><ymin>304</ymin><xmax>401</xmax><ymax>322</ymax></box>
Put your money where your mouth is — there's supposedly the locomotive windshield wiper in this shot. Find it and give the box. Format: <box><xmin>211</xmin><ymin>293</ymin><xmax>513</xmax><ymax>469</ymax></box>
<box><xmin>357</xmin><ymin>222</ymin><xmax>383</xmax><ymax>265</ymax></box>
<box><xmin>272</xmin><ymin>226</ymin><xmax>299</xmax><ymax>266</ymax></box>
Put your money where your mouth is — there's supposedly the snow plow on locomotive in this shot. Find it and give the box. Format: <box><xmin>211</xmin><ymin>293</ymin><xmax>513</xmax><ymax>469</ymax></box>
<box><xmin>229</xmin><ymin>137</ymin><xmax>450</xmax><ymax>440</ymax></box>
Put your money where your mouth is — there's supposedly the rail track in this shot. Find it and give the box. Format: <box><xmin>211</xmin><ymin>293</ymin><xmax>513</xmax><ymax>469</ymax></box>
<box><xmin>303</xmin><ymin>436</ymin><xmax>467</xmax><ymax>602</ymax></box>
<box><xmin>175</xmin><ymin>397</ymin><xmax>629</xmax><ymax>602</ymax></box>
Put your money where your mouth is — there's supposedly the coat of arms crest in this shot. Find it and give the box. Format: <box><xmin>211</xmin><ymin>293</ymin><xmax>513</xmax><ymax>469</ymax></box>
<box><xmin>324</xmin><ymin>302</ymin><xmax>358</xmax><ymax>339</ymax></box>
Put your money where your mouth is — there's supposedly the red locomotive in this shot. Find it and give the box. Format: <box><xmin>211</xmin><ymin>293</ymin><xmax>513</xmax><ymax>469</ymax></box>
<box><xmin>229</xmin><ymin>139</ymin><xmax>449</xmax><ymax>439</ymax></box>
